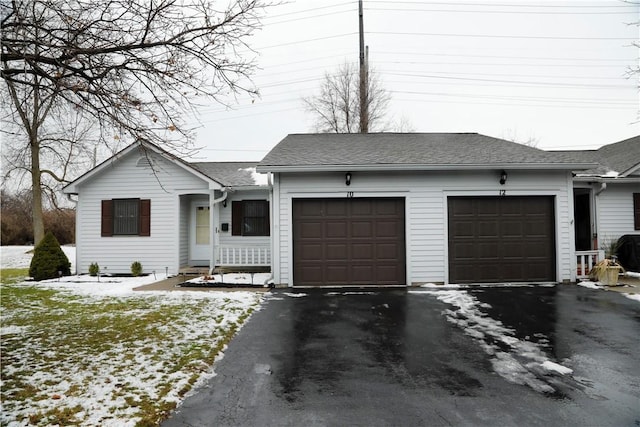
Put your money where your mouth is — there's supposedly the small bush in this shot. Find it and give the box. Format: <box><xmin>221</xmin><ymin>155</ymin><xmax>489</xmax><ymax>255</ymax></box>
<box><xmin>131</xmin><ymin>261</ymin><xmax>143</xmax><ymax>277</ymax></box>
<box><xmin>29</xmin><ymin>232</ymin><xmax>71</xmax><ymax>281</ymax></box>
<box><xmin>88</xmin><ymin>262</ymin><xmax>100</xmax><ymax>276</ymax></box>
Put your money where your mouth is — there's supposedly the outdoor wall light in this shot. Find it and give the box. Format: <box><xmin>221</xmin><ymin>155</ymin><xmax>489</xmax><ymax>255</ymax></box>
<box><xmin>222</xmin><ymin>199</ymin><xmax>227</xmax><ymax>208</ymax></box>
<box><xmin>499</xmin><ymin>170</ymin><xmax>507</xmax><ymax>185</ymax></box>
<box><xmin>345</xmin><ymin>172</ymin><xmax>352</xmax><ymax>186</ymax></box>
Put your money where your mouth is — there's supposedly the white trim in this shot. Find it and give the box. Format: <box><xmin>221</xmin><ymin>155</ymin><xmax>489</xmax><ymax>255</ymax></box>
<box><xmin>285</xmin><ymin>191</ymin><xmax>410</xmax><ymax>287</ymax></box>
<box><xmin>442</xmin><ymin>190</ymin><xmax>563</xmax><ymax>285</ymax></box>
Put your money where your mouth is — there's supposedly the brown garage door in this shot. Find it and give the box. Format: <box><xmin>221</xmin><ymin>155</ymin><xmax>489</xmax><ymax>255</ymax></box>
<box><xmin>293</xmin><ymin>198</ymin><xmax>405</xmax><ymax>286</ymax></box>
<box><xmin>448</xmin><ymin>196</ymin><xmax>556</xmax><ymax>283</ymax></box>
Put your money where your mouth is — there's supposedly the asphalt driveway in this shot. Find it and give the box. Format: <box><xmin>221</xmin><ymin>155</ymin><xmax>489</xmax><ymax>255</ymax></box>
<box><xmin>163</xmin><ymin>285</ymin><xmax>640</xmax><ymax>427</ymax></box>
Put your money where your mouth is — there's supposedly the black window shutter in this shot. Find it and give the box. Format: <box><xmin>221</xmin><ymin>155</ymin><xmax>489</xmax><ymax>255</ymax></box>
<box><xmin>140</xmin><ymin>199</ymin><xmax>151</xmax><ymax>236</ymax></box>
<box><xmin>101</xmin><ymin>200</ymin><xmax>113</xmax><ymax>237</ymax></box>
<box><xmin>634</xmin><ymin>193</ymin><xmax>640</xmax><ymax>230</ymax></box>
<box><xmin>232</xmin><ymin>201</ymin><xmax>243</xmax><ymax>236</ymax></box>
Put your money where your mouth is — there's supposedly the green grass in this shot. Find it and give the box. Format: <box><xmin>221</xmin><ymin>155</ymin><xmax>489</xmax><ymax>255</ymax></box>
<box><xmin>1</xmin><ymin>284</ymin><xmax>262</xmax><ymax>426</ymax></box>
<box><xmin>0</xmin><ymin>268</ymin><xmax>29</xmax><ymax>284</ymax></box>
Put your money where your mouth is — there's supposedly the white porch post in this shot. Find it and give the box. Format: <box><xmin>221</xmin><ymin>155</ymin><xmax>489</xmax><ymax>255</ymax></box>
<box><xmin>210</xmin><ymin>190</ymin><xmax>218</xmax><ymax>274</ymax></box>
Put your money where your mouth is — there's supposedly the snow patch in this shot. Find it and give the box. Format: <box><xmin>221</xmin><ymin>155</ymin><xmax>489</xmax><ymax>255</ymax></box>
<box><xmin>577</xmin><ymin>281</ymin><xmax>601</xmax><ymax>289</ymax></box>
<box><xmin>239</xmin><ymin>167</ymin><xmax>269</xmax><ymax>186</ymax></box>
<box><xmin>625</xmin><ymin>271</ymin><xmax>640</xmax><ymax>278</ymax></box>
<box><xmin>283</xmin><ymin>292</ymin><xmax>307</xmax><ymax>298</ymax></box>
<box><xmin>416</xmin><ymin>289</ymin><xmax>571</xmax><ymax>394</ymax></box>
<box><xmin>622</xmin><ymin>293</ymin><xmax>640</xmax><ymax>302</ymax></box>
<box><xmin>186</xmin><ymin>273</ymin><xmax>271</xmax><ymax>286</ymax></box>
<box><xmin>541</xmin><ymin>360</ymin><xmax>573</xmax><ymax>375</ymax></box>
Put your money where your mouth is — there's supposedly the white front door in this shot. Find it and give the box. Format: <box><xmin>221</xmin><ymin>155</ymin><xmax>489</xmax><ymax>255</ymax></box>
<box><xmin>190</xmin><ymin>203</ymin><xmax>210</xmax><ymax>264</ymax></box>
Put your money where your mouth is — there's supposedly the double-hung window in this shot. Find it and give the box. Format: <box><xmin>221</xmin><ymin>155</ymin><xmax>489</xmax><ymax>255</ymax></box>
<box><xmin>101</xmin><ymin>199</ymin><xmax>151</xmax><ymax>237</ymax></box>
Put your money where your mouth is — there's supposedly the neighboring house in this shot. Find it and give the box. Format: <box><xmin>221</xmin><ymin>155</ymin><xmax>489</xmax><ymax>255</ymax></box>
<box><xmin>256</xmin><ymin>133</ymin><xmax>595</xmax><ymax>286</ymax></box>
<box><xmin>556</xmin><ymin>136</ymin><xmax>640</xmax><ymax>275</ymax></box>
<box><xmin>63</xmin><ymin>140</ymin><xmax>271</xmax><ymax>275</ymax></box>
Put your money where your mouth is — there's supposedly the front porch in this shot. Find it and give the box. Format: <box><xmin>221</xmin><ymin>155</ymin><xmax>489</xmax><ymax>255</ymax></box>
<box><xmin>179</xmin><ymin>244</ymin><xmax>271</xmax><ymax>274</ymax></box>
<box><xmin>576</xmin><ymin>250</ymin><xmax>605</xmax><ymax>280</ymax></box>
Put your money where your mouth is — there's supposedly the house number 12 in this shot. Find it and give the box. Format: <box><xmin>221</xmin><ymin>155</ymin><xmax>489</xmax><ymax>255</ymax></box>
<box><xmin>346</xmin><ymin>191</ymin><xmax>354</xmax><ymax>198</ymax></box>
<box><xmin>499</xmin><ymin>190</ymin><xmax>506</xmax><ymax>196</ymax></box>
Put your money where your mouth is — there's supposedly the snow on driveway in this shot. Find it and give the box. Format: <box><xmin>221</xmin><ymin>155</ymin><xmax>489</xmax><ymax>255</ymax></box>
<box><xmin>412</xmin><ymin>288</ymin><xmax>574</xmax><ymax>395</ymax></box>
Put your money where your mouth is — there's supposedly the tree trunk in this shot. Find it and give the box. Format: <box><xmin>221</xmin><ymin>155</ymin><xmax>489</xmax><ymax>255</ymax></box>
<box><xmin>30</xmin><ymin>137</ymin><xmax>45</xmax><ymax>245</ymax></box>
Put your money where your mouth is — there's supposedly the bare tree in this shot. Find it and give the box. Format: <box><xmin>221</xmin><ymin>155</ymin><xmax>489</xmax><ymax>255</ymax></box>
<box><xmin>303</xmin><ymin>62</ymin><xmax>391</xmax><ymax>133</ymax></box>
<box><xmin>1</xmin><ymin>0</ymin><xmax>269</xmax><ymax>244</ymax></box>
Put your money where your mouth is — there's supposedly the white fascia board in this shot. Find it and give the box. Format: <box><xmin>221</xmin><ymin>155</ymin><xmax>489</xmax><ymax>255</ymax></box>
<box><xmin>573</xmin><ymin>176</ymin><xmax>640</xmax><ymax>183</ymax></box>
<box><xmin>256</xmin><ymin>162</ymin><xmax>597</xmax><ymax>173</ymax></box>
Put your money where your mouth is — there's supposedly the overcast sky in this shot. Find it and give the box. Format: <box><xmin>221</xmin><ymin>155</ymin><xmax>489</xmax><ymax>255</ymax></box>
<box><xmin>188</xmin><ymin>0</ymin><xmax>639</xmax><ymax>162</ymax></box>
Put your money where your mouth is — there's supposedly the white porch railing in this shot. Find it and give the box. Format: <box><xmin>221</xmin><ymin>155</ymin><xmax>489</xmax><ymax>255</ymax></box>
<box><xmin>218</xmin><ymin>245</ymin><xmax>271</xmax><ymax>266</ymax></box>
<box><xmin>576</xmin><ymin>250</ymin><xmax>605</xmax><ymax>279</ymax></box>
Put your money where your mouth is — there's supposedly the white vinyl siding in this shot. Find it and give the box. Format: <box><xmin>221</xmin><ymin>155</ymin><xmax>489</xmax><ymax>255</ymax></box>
<box><xmin>76</xmin><ymin>151</ymin><xmax>209</xmax><ymax>275</ymax></box>
<box><xmin>596</xmin><ymin>184</ymin><xmax>640</xmax><ymax>242</ymax></box>
<box><xmin>272</xmin><ymin>169</ymin><xmax>574</xmax><ymax>286</ymax></box>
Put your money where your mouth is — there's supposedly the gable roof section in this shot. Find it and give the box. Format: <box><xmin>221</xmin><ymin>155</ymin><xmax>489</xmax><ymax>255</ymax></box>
<box><xmin>257</xmin><ymin>133</ymin><xmax>596</xmax><ymax>172</ymax></box>
<box><xmin>555</xmin><ymin>135</ymin><xmax>640</xmax><ymax>179</ymax></box>
<box><xmin>63</xmin><ymin>140</ymin><xmax>223</xmax><ymax>194</ymax></box>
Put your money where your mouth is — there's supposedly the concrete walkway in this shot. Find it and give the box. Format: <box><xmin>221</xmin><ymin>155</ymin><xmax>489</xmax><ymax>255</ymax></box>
<box><xmin>132</xmin><ymin>275</ymin><xmax>270</xmax><ymax>292</ymax></box>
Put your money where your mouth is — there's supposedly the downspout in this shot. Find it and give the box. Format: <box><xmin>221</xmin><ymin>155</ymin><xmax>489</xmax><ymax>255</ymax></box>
<box><xmin>66</xmin><ymin>193</ymin><xmax>79</xmax><ymax>275</ymax></box>
<box><xmin>209</xmin><ymin>189</ymin><xmax>229</xmax><ymax>274</ymax></box>
<box><xmin>266</xmin><ymin>173</ymin><xmax>275</xmax><ymax>286</ymax></box>
<box><xmin>593</xmin><ymin>182</ymin><xmax>607</xmax><ymax>250</ymax></box>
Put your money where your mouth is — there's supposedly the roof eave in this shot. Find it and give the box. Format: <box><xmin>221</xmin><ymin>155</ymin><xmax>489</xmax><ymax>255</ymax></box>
<box><xmin>573</xmin><ymin>176</ymin><xmax>640</xmax><ymax>183</ymax></box>
<box><xmin>256</xmin><ymin>162</ymin><xmax>597</xmax><ymax>173</ymax></box>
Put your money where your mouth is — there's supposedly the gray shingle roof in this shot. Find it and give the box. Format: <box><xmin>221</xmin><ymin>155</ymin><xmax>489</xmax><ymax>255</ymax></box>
<box><xmin>553</xmin><ymin>135</ymin><xmax>640</xmax><ymax>177</ymax></box>
<box><xmin>257</xmin><ymin>133</ymin><xmax>594</xmax><ymax>171</ymax></box>
<box><xmin>190</xmin><ymin>162</ymin><xmax>263</xmax><ymax>187</ymax></box>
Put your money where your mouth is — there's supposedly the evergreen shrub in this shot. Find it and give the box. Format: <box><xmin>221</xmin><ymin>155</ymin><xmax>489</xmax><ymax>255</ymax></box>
<box><xmin>29</xmin><ymin>232</ymin><xmax>71</xmax><ymax>281</ymax></box>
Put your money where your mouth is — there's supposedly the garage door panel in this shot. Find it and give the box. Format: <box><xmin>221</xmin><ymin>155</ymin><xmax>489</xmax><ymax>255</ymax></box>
<box><xmin>376</xmin><ymin>220</ymin><xmax>402</xmax><ymax>237</ymax></box>
<box><xmin>452</xmin><ymin>221</ymin><xmax>475</xmax><ymax>238</ymax></box>
<box><xmin>377</xmin><ymin>243</ymin><xmax>400</xmax><ymax>259</ymax></box>
<box><xmin>299</xmin><ymin>243</ymin><xmax>323</xmax><ymax>260</ymax></box>
<box><xmin>293</xmin><ymin>198</ymin><xmax>405</xmax><ymax>286</ymax></box>
<box><xmin>326</xmin><ymin>200</ymin><xmax>348</xmax><ymax>216</ymax></box>
<box><xmin>502</xmin><ymin>221</ymin><xmax>523</xmax><ymax>237</ymax></box>
<box><xmin>525</xmin><ymin>221</ymin><xmax>551</xmax><ymax>237</ymax></box>
<box><xmin>352</xmin><ymin>243</ymin><xmax>373</xmax><ymax>259</ymax></box>
<box><xmin>448</xmin><ymin>196</ymin><xmax>555</xmax><ymax>283</ymax></box>
<box><xmin>298</xmin><ymin>221</ymin><xmax>323</xmax><ymax>238</ymax></box>
<box><xmin>351</xmin><ymin>199</ymin><xmax>373</xmax><ymax>215</ymax></box>
<box><xmin>326</xmin><ymin>221</ymin><xmax>347</xmax><ymax>238</ymax></box>
<box><xmin>352</xmin><ymin>221</ymin><xmax>373</xmax><ymax>237</ymax></box>
<box><xmin>478</xmin><ymin>221</ymin><xmax>499</xmax><ymax>237</ymax></box>
<box><xmin>326</xmin><ymin>244</ymin><xmax>348</xmax><ymax>259</ymax></box>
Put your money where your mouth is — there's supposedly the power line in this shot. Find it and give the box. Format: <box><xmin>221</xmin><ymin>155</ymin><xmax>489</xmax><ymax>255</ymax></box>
<box><xmin>366</xmin><ymin>6</ymin><xmax>633</xmax><ymax>15</ymax></box>
<box><xmin>365</xmin><ymin>1</ymin><xmax>638</xmax><ymax>8</ymax></box>
<box><xmin>369</xmin><ymin>30</ymin><xmax>632</xmax><ymax>41</ymax></box>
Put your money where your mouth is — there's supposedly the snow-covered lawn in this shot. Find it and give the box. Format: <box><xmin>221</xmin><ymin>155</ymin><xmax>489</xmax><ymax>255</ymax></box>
<box><xmin>0</xmin><ymin>247</ymin><xmax>265</xmax><ymax>426</ymax></box>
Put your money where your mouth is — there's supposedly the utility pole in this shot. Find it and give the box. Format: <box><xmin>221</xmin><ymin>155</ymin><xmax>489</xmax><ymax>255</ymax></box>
<box><xmin>358</xmin><ymin>0</ymin><xmax>369</xmax><ymax>133</ymax></box>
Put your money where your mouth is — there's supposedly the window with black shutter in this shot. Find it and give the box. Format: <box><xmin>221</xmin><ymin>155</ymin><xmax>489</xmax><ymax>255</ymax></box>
<box><xmin>231</xmin><ymin>200</ymin><xmax>269</xmax><ymax>236</ymax></box>
<box><xmin>634</xmin><ymin>193</ymin><xmax>640</xmax><ymax>230</ymax></box>
<box><xmin>101</xmin><ymin>199</ymin><xmax>151</xmax><ymax>236</ymax></box>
